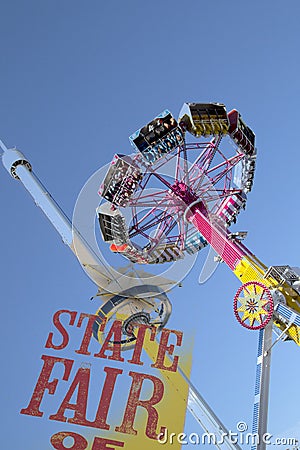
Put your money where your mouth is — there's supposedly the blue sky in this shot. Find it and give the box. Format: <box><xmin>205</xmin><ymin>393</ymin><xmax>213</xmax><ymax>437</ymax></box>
<box><xmin>0</xmin><ymin>1</ymin><xmax>300</xmax><ymax>448</ymax></box>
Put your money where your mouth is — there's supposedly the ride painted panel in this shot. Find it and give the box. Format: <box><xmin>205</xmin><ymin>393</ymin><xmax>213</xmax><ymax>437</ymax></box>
<box><xmin>129</xmin><ymin>110</ymin><xmax>184</xmax><ymax>164</ymax></box>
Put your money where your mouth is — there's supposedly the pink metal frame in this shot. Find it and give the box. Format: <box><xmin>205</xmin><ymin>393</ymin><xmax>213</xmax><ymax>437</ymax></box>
<box><xmin>125</xmin><ymin>139</ymin><xmax>249</xmax><ymax>259</ymax></box>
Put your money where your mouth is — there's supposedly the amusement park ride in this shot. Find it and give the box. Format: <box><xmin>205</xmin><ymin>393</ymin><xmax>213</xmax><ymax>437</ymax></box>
<box><xmin>1</xmin><ymin>103</ymin><xmax>300</xmax><ymax>450</ymax></box>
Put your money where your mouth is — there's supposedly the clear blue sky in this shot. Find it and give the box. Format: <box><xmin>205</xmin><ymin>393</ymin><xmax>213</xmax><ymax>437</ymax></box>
<box><xmin>1</xmin><ymin>1</ymin><xmax>300</xmax><ymax>448</ymax></box>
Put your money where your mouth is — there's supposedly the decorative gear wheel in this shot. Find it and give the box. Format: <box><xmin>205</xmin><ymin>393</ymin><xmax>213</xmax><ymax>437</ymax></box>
<box><xmin>233</xmin><ymin>281</ymin><xmax>274</xmax><ymax>330</ymax></box>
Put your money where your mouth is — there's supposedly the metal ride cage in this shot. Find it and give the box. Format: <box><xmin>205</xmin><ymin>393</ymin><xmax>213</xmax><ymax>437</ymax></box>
<box><xmin>98</xmin><ymin>104</ymin><xmax>255</xmax><ymax>271</ymax></box>
<box><xmin>97</xmin><ymin>102</ymin><xmax>300</xmax><ymax>450</ymax></box>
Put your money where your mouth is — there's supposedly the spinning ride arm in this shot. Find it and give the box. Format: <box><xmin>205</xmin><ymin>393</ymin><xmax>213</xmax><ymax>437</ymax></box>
<box><xmin>0</xmin><ymin>139</ymin><xmax>176</xmax><ymax>349</ymax></box>
<box><xmin>188</xmin><ymin>203</ymin><xmax>300</xmax><ymax>344</ymax></box>
<box><xmin>0</xmin><ymin>140</ymin><xmax>114</xmax><ymax>289</ymax></box>
<box><xmin>97</xmin><ymin>103</ymin><xmax>300</xmax><ymax>345</ymax></box>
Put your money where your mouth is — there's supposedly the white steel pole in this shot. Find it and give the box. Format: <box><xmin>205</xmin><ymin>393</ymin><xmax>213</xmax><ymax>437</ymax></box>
<box><xmin>0</xmin><ymin>141</ymin><xmax>117</xmax><ymax>288</ymax></box>
<box><xmin>251</xmin><ymin>322</ymin><xmax>273</xmax><ymax>450</ymax></box>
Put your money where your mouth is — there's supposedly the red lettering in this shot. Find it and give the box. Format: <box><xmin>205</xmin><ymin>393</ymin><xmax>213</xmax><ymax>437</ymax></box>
<box><xmin>92</xmin><ymin>437</ymin><xmax>124</xmax><ymax>449</ymax></box>
<box><xmin>92</xmin><ymin>367</ymin><xmax>123</xmax><ymax>429</ymax></box>
<box><xmin>45</xmin><ymin>310</ymin><xmax>77</xmax><ymax>350</ymax></box>
<box><xmin>127</xmin><ymin>325</ymin><xmax>156</xmax><ymax>366</ymax></box>
<box><xmin>94</xmin><ymin>320</ymin><xmax>124</xmax><ymax>362</ymax></box>
<box><xmin>75</xmin><ymin>313</ymin><xmax>103</xmax><ymax>356</ymax></box>
<box><xmin>20</xmin><ymin>355</ymin><xmax>73</xmax><ymax>417</ymax></box>
<box><xmin>50</xmin><ymin>431</ymin><xmax>88</xmax><ymax>449</ymax></box>
<box><xmin>49</xmin><ymin>366</ymin><xmax>122</xmax><ymax>430</ymax></box>
<box><xmin>151</xmin><ymin>329</ymin><xmax>183</xmax><ymax>372</ymax></box>
<box><xmin>115</xmin><ymin>371</ymin><xmax>165</xmax><ymax>439</ymax></box>
<box><xmin>50</xmin><ymin>433</ymin><xmax>124</xmax><ymax>450</ymax></box>
<box><xmin>49</xmin><ymin>366</ymin><xmax>91</xmax><ymax>424</ymax></box>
